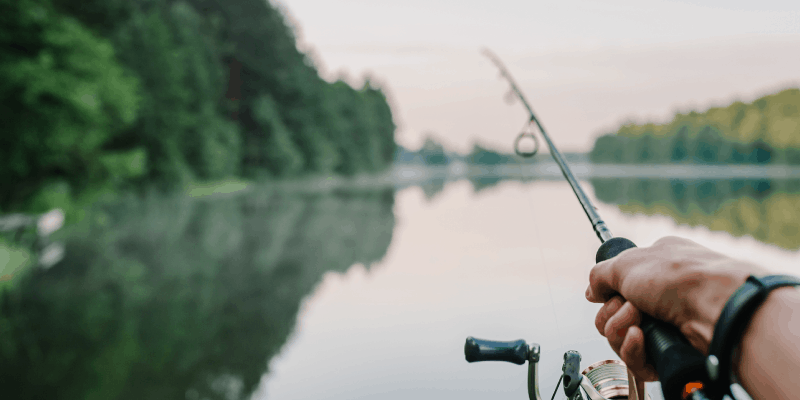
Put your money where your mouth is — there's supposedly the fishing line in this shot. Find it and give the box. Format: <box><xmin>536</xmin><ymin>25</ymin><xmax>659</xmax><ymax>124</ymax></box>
<box><xmin>520</xmin><ymin>177</ymin><xmax>564</xmax><ymax>349</ymax></box>
<box><xmin>488</xmin><ymin>52</ymin><xmax>566</xmax><ymax>349</ymax></box>
<box><xmin>549</xmin><ymin>375</ymin><xmax>563</xmax><ymax>400</ymax></box>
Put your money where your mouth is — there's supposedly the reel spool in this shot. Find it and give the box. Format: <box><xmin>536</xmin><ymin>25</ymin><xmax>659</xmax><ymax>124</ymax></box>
<box><xmin>582</xmin><ymin>360</ymin><xmax>633</xmax><ymax>399</ymax></box>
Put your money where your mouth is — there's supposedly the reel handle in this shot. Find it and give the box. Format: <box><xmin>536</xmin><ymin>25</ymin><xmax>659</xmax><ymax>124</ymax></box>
<box><xmin>464</xmin><ymin>337</ymin><xmax>529</xmax><ymax>365</ymax></box>
<box><xmin>596</xmin><ymin>238</ymin><xmax>707</xmax><ymax>400</ymax></box>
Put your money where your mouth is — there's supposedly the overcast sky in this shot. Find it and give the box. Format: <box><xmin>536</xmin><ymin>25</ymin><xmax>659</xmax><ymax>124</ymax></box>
<box><xmin>275</xmin><ymin>0</ymin><xmax>800</xmax><ymax>153</ymax></box>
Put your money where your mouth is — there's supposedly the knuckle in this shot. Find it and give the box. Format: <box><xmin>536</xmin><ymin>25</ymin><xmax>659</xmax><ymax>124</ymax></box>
<box><xmin>604</xmin><ymin>312</ymin><xmax>622</xmax><ymax>339</ymax></box>
<box><xmin>596</xmin><ymin>297</ymin><xmax>623</xmax><ymax>334</ymax></box>
<box><xmin>653</xmin><ymin>236</ymin><xmax>684</xmax><ymax>248</ymax></box>
<box><xmin>603</xmin><ymin>319</ymin><xmax>614</xmax><ymax>338</ymax></box>
<box><xmin>607</xmin><ymin>339</ymin><xmax>621</xmax><ymax>357</ymax></box>
<box><xmin>595</xmin><ymin>305</ymin><xmax>605</xmax><ymax>331</ymax></box>
<box><xmin>595</xmin><ymin>312</ymin><xmax>605</xmax><ymax>334</ymax></box>
<box><xmin>630</xmin><ymin>306</ymin><xmax>642</xmax><ymax>325</ymax></box>
<box><xmin>619</xmin><ymin>341</ymin><xmax>633</xmax><ymax>362</ymax></box>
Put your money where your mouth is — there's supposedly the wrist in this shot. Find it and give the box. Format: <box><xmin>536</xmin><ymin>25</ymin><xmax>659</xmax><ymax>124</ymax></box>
<box><xmin>706</xmin><ymin>275</ymin><xmax>800</xmax><ymax>400</ymax></box>
<box><xmin>735</xmin><ymin>287</ymin><xmax>800</xmax><ymax>398</ymax></box>
<box><xmin>691</xmin><ymin>271</ymin><xmax>751</xmax><ymax>349</ymax></box>
<box><xmin>699</xmin><ymin>267</ymin><xmax>762</xmax><ymax>325</ymax></box>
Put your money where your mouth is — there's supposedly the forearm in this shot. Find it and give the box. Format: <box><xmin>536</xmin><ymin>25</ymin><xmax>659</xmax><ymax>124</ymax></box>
<box><xmin>736</xmin><ymin>287</ymin><xmax>800</xmax><ymax>400</ymax></box>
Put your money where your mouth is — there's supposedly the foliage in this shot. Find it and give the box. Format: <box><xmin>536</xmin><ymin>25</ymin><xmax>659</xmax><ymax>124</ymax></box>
<box><xmin>467</xmin><ymin>142</ymin><xmax>515</xmax><ymax>165</ymax></box>
<box><xmin>0</xmin><ymin>0</ymin><xmax>139</xmax><ymax>212</ymax></box>
<box><xmin>394</xmin><ymin>145</ymin><xmax>425</xmax><ymax>164</ymax></box>
<box><xmin>1</xmin><ymin>0</ymin><xmax>397</xmax><ymax>212</ymax></box>
<box><xmin>112</xmin><ymin>2</ymin><xmax>242</xmax><ymax>184</ymax></box>
<box><xmin>590</xmin><ymin>89</ymin><xmax>800</xmax><ymax>164</ymax></box>
<box><xmin>418</xmin><ymin>135</ymin><xmax>450</xmax><ymax>165</ymax></box>
<box><xmin>244</xmin><ymin>94</ymin><xmax>305</xmax><ymax>177</ymax></box>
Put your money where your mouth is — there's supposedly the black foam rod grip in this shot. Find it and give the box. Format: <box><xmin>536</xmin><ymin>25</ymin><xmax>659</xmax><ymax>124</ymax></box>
<box><xmin>595</xmin><ymin>237</ymin><xmax>637</xmax><ymax>264</ymax></box>
<box><xmin>464</xmin><ymin>337</ymin><xmax>529</xmax><ymax>365</ymax></box>
<box><xmin>595</xmin><ymin>238</ymin><xmax>707</xmax><ymax>400</ymax></box>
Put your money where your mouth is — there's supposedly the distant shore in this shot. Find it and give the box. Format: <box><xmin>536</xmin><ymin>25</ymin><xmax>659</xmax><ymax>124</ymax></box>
<box><xmin>185</xmin><ymin>162</ymin><xmax>800</xmax><ymax>200</ymax></box>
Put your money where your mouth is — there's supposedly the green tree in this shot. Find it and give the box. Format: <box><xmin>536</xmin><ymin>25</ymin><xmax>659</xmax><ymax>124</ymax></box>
<box><xmin>748</xmin><ymin>139</ymin><xmax>773</xmax><ymax>164</ymax></box>
<box><xmin>109</xmin><ymin>2</ymin><xmax>241</xmax><ymax>184</ymax></box>
<box><xmin>693</xmin><ymin>125</ymin><xmax>729</xmax><ymax>163</ymax></box>
<box><xmin>590</xmin><ymin>134</ymin><xmax>625</xmax><ymax>163</ymax></box>
<box><xmin>590</xmin><ymin>88</ymin><xmax>800</xmax><ymax>165</ymax></box>
<box><xmin>468</xmin><ymin>143</ymin><xmax>511</xmax><ymax>165</ymax></box>
<box><xmin>1</xmin><ymin>0</ymin><xmax>398</xmax><ymax>213</ymax></box>
<box><xmin>0</xmin><ymin>0</ymin><xmax>140</xmax><ymax>212</ymax></box>
<box><xmin>670</xmin><ymin>125</ymin><xmax>691</xmax><ymax>162</ymax></box>
<box><xmin>244</xmin><ymin>95</ymin><xmax>304</xmax><ymax>177</ymax></box>
<box><xmin>636</xmin><ymin>133</ymin><xmax>655</xmax><ymax>162</ymax></box>
<box><xmin>419</xmin><ymin>136</ymin><xmax>449</xmax><ymax>165</ymax></box>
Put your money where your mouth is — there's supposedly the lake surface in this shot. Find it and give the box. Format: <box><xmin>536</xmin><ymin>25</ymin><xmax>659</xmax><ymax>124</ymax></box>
<box><xmin>3</xmin><ymin>171</ymin><xmax>800</xmax><ymax>400</ymax></box>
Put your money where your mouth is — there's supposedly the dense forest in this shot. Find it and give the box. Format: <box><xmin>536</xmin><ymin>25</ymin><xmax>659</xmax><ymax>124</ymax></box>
<box><xmin>590</xmin><ymin>88</ymin><xmax>800</xmax><ymax>164</ymax></box>
<box><xmin>0</xmin><ymin>0</ymin><xmax>396</xmax><ymax>215</ymax></box>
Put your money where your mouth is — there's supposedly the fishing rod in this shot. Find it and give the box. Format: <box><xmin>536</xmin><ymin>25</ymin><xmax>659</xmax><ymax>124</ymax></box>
<box><xmin>481</xmin><ymin>49</ymin><xmax>611</xmax><ymax>244</ymax></box>
<box><xmin>463</xmin><ymin>50</ymin><xmax>751</xmax><ymax>400</ymax></box>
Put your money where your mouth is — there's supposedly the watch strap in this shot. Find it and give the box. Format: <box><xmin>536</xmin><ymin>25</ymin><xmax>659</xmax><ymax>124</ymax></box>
<box><xmin>705</xmin><ymin>274</ymin><xmax>800</xmax><ymax>399</ymax></box>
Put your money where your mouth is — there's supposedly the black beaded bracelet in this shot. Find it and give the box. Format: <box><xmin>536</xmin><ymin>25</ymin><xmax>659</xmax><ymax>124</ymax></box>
<box><xmin>704</xmin><ymin>274</ymin><xmax>800</xmax><ymax>400</ymax></box>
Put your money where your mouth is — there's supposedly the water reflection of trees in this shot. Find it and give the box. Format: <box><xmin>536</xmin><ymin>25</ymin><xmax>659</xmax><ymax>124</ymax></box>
<box><xmin>468</xmin><ymin>176</ymin><xmax>504</xmax><ymax>194</ymax></box>
<box><xmin>0</xmin><ymin>188</ymin><xmax>395</xmax><ymax>400</ymax></box>
<box><xmin>591</xmin><ymin>178</ymin><xmax>800</xmax><ymax>249</ymax></box>
<box><xmin>421</xmin><ymin>178</ymin><xmax>447</xmax><ymax>201</ymax></box>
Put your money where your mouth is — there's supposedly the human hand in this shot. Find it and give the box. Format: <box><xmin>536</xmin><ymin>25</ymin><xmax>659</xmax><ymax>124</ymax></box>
<box><xmin>585</xmin><ymin>236</ymin><xmax>766</xmax><ymax>381</ymax></box>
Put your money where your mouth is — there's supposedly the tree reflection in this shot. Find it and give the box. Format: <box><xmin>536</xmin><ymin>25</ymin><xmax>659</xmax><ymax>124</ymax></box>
<box><xmin>590</xmin><ymin>178</ymin><xmax>800</xmax><ymax>249</ymax></box>
<box><xmin>0</xmin><ymin>188</ymin><xmax>395</xmax><ymax>400</ymax></box>
<box><xmin>421</xmin><ymin>178</ymin><xmax>447</xmax><ymax>201</ymax></box>
<box><xmin>468</xmin><ymin>176</ymin><xmax>504</xmax><ymax>195</ymax></box>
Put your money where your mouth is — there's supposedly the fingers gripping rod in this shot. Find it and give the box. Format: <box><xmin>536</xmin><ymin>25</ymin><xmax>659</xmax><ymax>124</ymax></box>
<box><xmin>481</xmin><ymin>49</ymin><xmax>612</xmax><ymax>243</ymax></box>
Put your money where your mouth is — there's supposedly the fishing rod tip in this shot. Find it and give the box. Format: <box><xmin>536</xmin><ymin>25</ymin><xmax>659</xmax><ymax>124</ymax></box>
<box><xmin>481</xmin><ymin>48</ymin><xmax>498</xmax><ymax>59</ymax></box>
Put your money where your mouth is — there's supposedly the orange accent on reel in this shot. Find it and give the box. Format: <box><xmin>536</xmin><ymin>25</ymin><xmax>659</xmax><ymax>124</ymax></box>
<box><xmin>682</xmin><ymin>382</ymin><xmax>703</xmax><ymax>398</ymax></box>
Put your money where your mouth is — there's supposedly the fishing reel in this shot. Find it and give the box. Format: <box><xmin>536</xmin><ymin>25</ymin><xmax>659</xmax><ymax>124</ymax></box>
<box><xmin>464</xmin><ymin>337</ymin><xmax>644</xmax><ymax>400</ymax></box>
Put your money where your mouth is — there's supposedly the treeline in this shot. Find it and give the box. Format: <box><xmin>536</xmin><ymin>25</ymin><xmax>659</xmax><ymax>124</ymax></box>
<box><xmin>395</xmin><ymin>136</ymin><xmax>526</xmax><ymax>166</ymax></box>
<box><xmin>0</xmin><ymin>0</ymin><xmax>396</xmax><ymax>213</ymax></box>
<box><xmin>466</xmin><ymin>142</ymin><xmax>518</xmax><ymax>165</ymax></box>
<box><xmin>590</xmin><ymin>89</ymin><xmax>800</xmax><ymax>164</ymax></box>
<box><xmin>395</xmin><ymin>136</ymin><xmax>460</xmax><ymax>166</ymax></box>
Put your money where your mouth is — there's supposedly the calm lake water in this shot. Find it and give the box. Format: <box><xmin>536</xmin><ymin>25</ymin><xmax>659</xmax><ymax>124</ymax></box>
<box><xmin>4</xmin><ymin>172</ymin><xmax>800</xmax><ymax>400</ymax></box>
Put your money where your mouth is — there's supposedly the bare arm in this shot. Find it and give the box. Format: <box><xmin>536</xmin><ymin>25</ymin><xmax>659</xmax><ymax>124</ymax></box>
<box><xmin>735</xmin><ymin>287</ymin><xmax>800</xmax><ymax>400</ymax></box>
<box><xmin>585</xmin><ymin>236</ymin><xmax>800</xmax><ymax>400</ymax></box>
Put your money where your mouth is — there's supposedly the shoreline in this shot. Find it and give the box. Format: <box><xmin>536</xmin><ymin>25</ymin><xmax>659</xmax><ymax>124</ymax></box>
<box><xmin>184</xmin><ymin>163</ymin><xmax>800</xmax><ymax>199</ymax></box>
